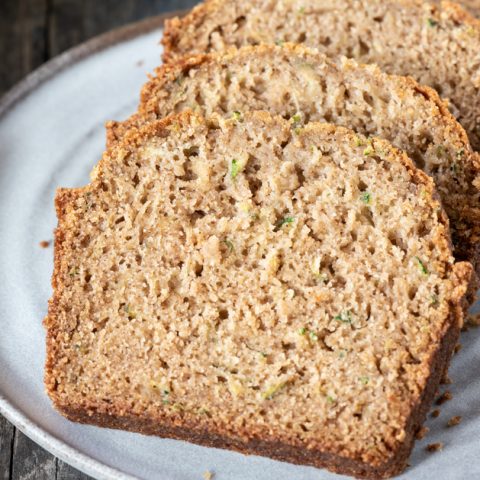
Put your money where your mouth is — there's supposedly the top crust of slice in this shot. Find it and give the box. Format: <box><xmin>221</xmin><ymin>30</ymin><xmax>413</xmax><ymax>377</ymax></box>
<box><xmin>162</xmin><ymin>0</ymin><xmax>480</xmax><ymax>151</ymax></box>
<box><xmin>46</xmin><ymin>111</ymin><xmax>471</xmax><ymax>479</ymax></box>
<box><xmin>108</xmin><ymin>43</ymin><xmax>480</xmax><ymax>277</ymax></box>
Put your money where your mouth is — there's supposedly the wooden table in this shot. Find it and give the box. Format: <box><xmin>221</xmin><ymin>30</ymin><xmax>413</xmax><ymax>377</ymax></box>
<box><xmin>0</xmin><ymin>1</ymin><xmax>197</xmax><ymax>478</ymax></box>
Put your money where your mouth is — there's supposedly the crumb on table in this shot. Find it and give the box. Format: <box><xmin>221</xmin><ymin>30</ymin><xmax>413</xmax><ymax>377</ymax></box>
<box><xmin>447</xmin><ymin>416</ymin><xmax>462</xmax><ymax>427</ymax></box>
<box><xmin>39</xmin><ymin>240</ymin><xmax>50</xmax><ymax>248</ymax></box>
<box><xmin>436</xmin><ymin>391</ymin><xmax>453</xmax><ymax>405</ymax></box>
<box><xmin>454</xmin><ymin>343</ymin><xmax>462</xmax><ymax>354</ymax></box>
<box><xmin>431</xmin><ymin>409</ymin><xmax>441</xmax><ymax>418</ymax></box>
<box><xmin>426</xmin><ymin>442</ymin><xmax>444</xmax><ymax>453</ymax></box>
<box><xmin>203</xmin><ymin>471</ymin><xmax>214</xmax><ymax>480</ymax></box>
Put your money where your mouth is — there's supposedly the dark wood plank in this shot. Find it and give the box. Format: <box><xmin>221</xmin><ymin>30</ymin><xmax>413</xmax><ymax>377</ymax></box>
<box><xmin>0</xmin><ymin>0</ymin><xmax>48</xmax><ymax>95</ymax></box>
<box><xmin>56</xmin><ymin>460</ymin><xmax>92</xmax><ymax>480</ymax></box>
<box><xmin>10</xmin><ymin>430</ymin><xmax>56</xmax><ymax>480</ymax></box>
<box><xmin>0</xmin><ymin>416</ymin><xmax>14</xmax><ymax>480</ymax></box>
<box><xmin>48</xmin><ymin>0</ymin><xmax>199</xmax><ymax>57</ymax></box>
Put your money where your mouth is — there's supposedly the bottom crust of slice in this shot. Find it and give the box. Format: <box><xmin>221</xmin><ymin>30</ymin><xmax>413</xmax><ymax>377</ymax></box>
<box><xmin>51</xmin><ymin>308</ymin><xmax>460</xmax><ymax>480</ymax></box>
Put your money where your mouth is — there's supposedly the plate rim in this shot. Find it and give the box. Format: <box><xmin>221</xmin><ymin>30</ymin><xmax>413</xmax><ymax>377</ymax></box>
<box><xmin>0</xmin><ymin>11</ymin><xmax>181</xmax><ymax>117</ymax></box>
<box><xmin>0</xmin><ymin>10</ymin><xmax>182</xmax><ymax>480</ymax></box>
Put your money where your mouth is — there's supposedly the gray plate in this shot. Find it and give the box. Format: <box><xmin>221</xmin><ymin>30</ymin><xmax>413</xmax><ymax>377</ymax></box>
<box><xmin>0</xmin><ymin>14</ymin><xmax>479</xmax><ymax>480</ymax></box>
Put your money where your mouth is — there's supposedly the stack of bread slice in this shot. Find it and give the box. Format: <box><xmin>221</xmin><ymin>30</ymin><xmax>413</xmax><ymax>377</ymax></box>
<box><xmin>45</xmin><ymin>1</ymin><xmax>480</xmax><ymax>479</ymax></box>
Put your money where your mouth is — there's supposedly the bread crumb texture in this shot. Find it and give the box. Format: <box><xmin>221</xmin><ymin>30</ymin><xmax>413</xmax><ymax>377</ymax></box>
<box><xmin>162</xmin><ymin>0</ymin><xmax>480</xmax><ymax>152</ymax></box>
<box><xmin>46</xmin><ymin>112</ymin><xmax>471</xmax><ymax>477</ymax></box>
<box><xmin>122</xmin><ymin>43</ymin><xmax>480</xmax><ymax>274</ymax></box>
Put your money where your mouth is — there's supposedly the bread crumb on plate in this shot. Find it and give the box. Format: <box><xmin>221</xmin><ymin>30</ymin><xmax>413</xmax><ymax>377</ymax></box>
<box><xmin>436</xmin><ymin>391</ymin><xmax>453</xmax><ymax>405</ymax></box>
<box><xmin>447</xmin><ymin>416</ymin><xmax>462</xmax><ymax>427</ymax></box>
<box><xmin>426</xmin><ymin>443</ymin><xmax>444</xmax><ymax>453</ymax></box>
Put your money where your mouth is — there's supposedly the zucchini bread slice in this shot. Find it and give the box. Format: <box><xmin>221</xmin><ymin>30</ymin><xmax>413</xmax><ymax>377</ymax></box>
<box><xmin>107</xmin><ymin>44</ymin><xmax>480</xmax><ymax>276</ymax></box>
<box><xmin>162</xmin><ymin>0</ymin><xmax>480</xmax><ymax>151</ymax></box>
<box><xmin>46</xmin><ymin>111</ymin><xmax>472</xmax><ymax>479</ymax></box>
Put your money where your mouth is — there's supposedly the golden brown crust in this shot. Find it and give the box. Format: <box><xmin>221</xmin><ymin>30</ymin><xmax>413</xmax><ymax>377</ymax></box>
<box><xmin>44</xmin><ymin>188</ymin><xmax>83</xmax><ymax>393</ymax></box>
<box><xmin>161</xmin><ymin>1</ymin><xmax>222</xmax><ymax>64</ymax></box>
<box><xmin>105</xmin><ymin>114</ymin><xmax>144</xmax><ymax>149</ymax></box>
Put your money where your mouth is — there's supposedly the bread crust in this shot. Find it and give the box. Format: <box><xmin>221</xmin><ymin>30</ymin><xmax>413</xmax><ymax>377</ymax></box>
<box><xmin>46</xmin><ymin>112</ymin><xmax>473</xmax><ymax>480</ymax></box>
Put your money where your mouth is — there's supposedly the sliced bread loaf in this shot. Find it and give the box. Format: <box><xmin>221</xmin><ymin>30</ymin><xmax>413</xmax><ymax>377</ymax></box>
<box><xmin>162</xmin><ymin>0</ymin><xmax>480</xmax><ymax>151</ymax></box>
<box><xmin>46</xmin><ymin>111</ymin><xmax>471</xmax><ymax>479</ymax></box>
<box><xmin>107</xmin><ymin>44</ymin><xmax>480</xmax><ymax>276</ymax></box>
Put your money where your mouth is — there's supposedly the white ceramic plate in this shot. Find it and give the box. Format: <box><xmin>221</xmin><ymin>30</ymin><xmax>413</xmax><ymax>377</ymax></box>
<box><xmin>1</xmin><ymin>15</ymin><xmax>480</xmax><ymax>480</ymax></box>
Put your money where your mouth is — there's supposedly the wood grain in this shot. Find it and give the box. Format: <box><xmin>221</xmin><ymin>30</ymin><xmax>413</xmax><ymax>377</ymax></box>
<box><xmin>0</xmin><ymin>0</ymin><xmax>48</xmax><ymax>95</ymax></box>
<box><xmin>0</xmin><ymin>1</ymin><xmax>198</xmax><ymax>478</ymax></box>
<box><xmin>0</xmin><ymin>416</ymin><xmax>14</xmax><ymax>480</ymax></box>
<box><xmin>56</xmin><ymin>460</ymin><xmax>92</xmax><ymax>480</ymax></box>
<box><xmin>11</xmin><ymin>431</ymin><xmax>56</xmax><ymax>480</ymax></box>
